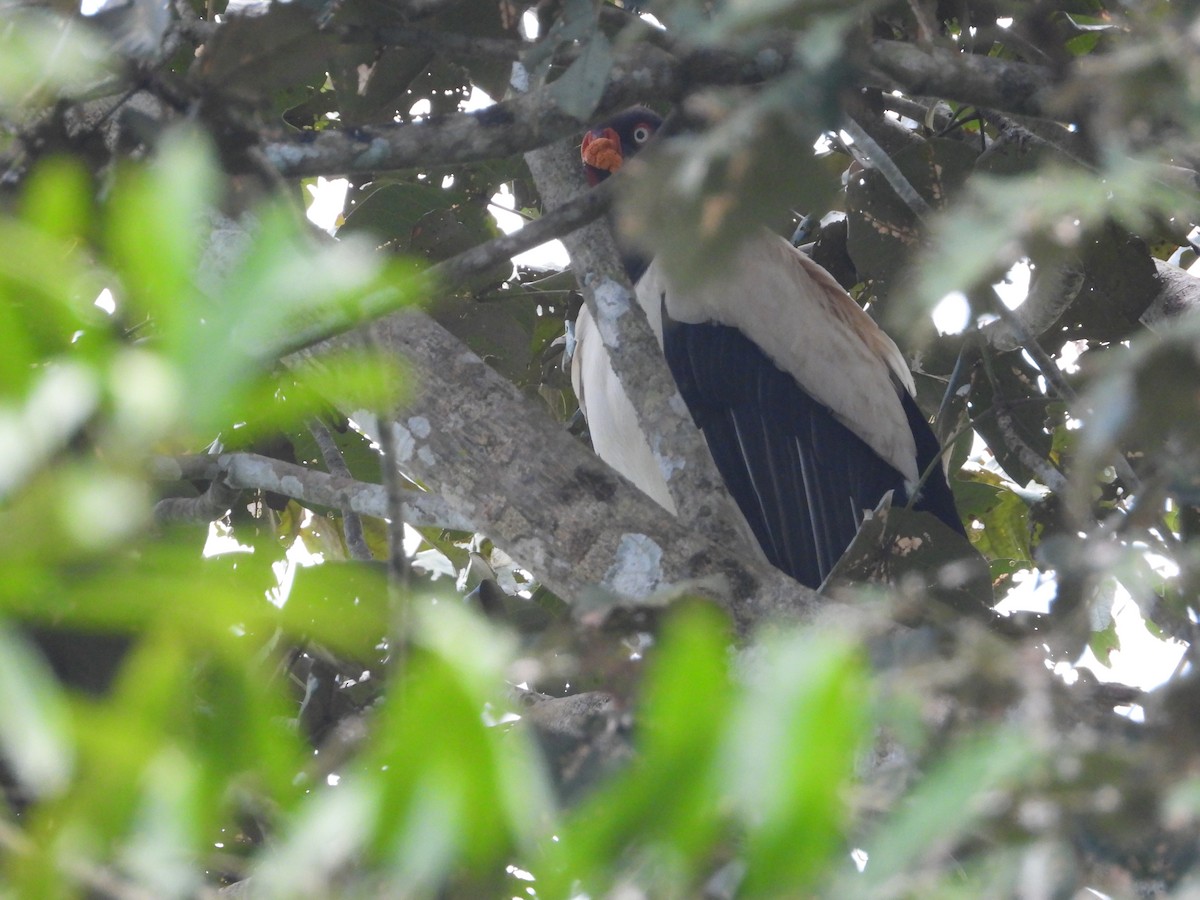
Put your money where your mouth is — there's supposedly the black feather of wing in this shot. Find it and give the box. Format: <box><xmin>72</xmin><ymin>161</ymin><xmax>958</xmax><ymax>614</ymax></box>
<box><xmin>661</xmin><ymin>310</ymin><xmax>962</xmax><ymax>588</ymax></box>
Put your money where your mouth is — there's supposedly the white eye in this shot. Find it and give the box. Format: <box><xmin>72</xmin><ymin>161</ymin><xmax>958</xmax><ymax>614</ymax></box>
<box><xmin>632</xmin><ymin>125</ymin><xmax>653</xmax><ymax>143</ymax></box>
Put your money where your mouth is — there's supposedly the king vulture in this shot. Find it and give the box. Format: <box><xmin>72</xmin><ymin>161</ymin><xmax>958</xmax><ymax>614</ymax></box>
<box><xmin>572</xmin><ymin>107</ymin><xmax>966</xmax><ymax>589</ymax></box>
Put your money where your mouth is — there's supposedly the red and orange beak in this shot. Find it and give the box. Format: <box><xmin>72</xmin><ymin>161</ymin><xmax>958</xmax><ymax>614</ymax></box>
<box><xmin>581</xmin><ymin>127</ymin><xmax>624</xmax><ymax>185</ymax></box>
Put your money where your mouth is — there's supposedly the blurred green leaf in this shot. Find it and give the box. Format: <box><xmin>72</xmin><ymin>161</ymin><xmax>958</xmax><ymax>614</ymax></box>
<box><xmin>284</xmin><ymin>561</ymin><xmax>390</xmax><ymax>659</ymax></box>
<box><xmin>836</xmin><ymin>727</ymin><xmax>1040</xmax><ymax>898</ymax></box>
<box><xmin>906</xmin><ymin>157</ymin><xmax>1179</xmax><ymax>318</ymax></box>
<box><xmin>0</xmin><ymin>625</ymin><xmax>74</xmax><ymax>799</ymax></box>
<box><xmin>119</xmin><ymin>747</ymin><xmax>204</xmax><ymax>896</ymax></box>
<box><xmin>0</xmin><ymin>363</ymin><xmax>101</xmax><ymax>503</ymax></box>
<box><xmin>0</xmin><ymin>212</ymin><xmax>107</xmax><ymax>400</ymax></box>
<box><xmin>550</xmin><ymin>30</ymin><xmax>612</xmax><ymax>121</ymax></box>
<box><xmin>20</xmin><ymin>157</ymin><xmax>94</xmax><ymax>243</ymax></box>
<box><xmin>259</xmin><ymin>603</ymin><xmax>549</xmax><ymax>895</ymax></box>
<box><xmin>620</xmin><ymin>89</ymin><xmax>839</xmax><ymax>289</ymax></box>
<box><xmin>252</xmin><ymin>779</ymin><xmax>379</xmax><ymax>893</ymax></box>
<box><xmin>107</xmin><ymin>128</ymin><xmax>217</xmax><ymax>331</ymax></box>
<box><xmin>732</xmin><ymin>630</ymin><xmax>867</xmax><ymax>895</ymax></box>
<box><xmin>1089</xmin><ymin>618</ymin><xmax>1120</xmax><ymax>665</ymax></box>
<box><xmin>0</xmin><ymin>11</ymin><xmax>113</xmax><ymax>111</ymax></box>
<box><xmin>543</xmin><ymin>604</ymin><xmax>733</xmax><ymax>894</ymax></box>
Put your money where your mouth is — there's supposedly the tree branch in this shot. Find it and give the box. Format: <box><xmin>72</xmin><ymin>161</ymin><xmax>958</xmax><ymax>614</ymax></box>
<box><xmin>260</xmin><ymin>44</ymin><xmax>684</xmax><ymax>179</ymax></box>
<box><xmin>153</xmin><ymin>476</ymin><xmax>239</xmax><ymax>525</ymax></box>
<box><xmin>309</xmin><ymin>419</ymin><xmax>372</xmax><ymax>562</ymax></box>
<box><xmin>425</xmin><ymin>176</ymin><xmax>616</xmax><ymax>288</ymax></box>
<box><xmin>982</xmin><ymin>258</ymin><xmax>1086</xmax><ymax>353</ymax></box>
<box><xmin>995</xmin><ymin>405</ymin><xmax>1069</xmax><ymax>494</ymax></box>
<box><xmin>1141</xmin><ymin>259</ymin><xmax>1200</xmax><ymax>331</ymax></box>
<box><xmin>524</xmin><ymin>134</ymin><xmax>761</xmax><ymax>560</ymax></box>
<box><xmin>258</xmin><ymin>32</ymin><xmax>790</xmax><ymax>181</ymax></box>
<box><xmin>290</xmin><ymin>310</ymin><xmax>819</xmax><ymax>636</ymax></box>
<box><xmin>151</xmin><ymin>452</ymin><xmax>471</xmax><ymax>530</ymax></box>
<box><xmin>279</xmin><ymin>172</ymin><xmax>616</xmax><ymax>358</ymax></box>
<box><xmin>865</xmin><ymin>39</ymin><xmax>1062</xmax><ymax>122</ymax></box>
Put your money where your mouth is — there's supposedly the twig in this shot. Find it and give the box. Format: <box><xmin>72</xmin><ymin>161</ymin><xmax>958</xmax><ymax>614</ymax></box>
<box><xmin>977</xmin><ymin>344</ymin><xmax>1070</xmax><ymax>495</ymax></box>
<box><xmin>424</xmin><ymin>176</ymin><xmax>616</xmax><ymax>288</ymax></box>
<box><xmin>843</xmin><ymin>116</ymin><xmax>933</xmax><ymax>221</ymax></box>
<box><xmin>995</xmin><ymin>404</ymin><xmax>1069</xmax><ymax>494</ymax></box>
<box><xmin>309</xmin><ymin>419</ymin><xmax>373</xmax><ymax>562</ymax></box>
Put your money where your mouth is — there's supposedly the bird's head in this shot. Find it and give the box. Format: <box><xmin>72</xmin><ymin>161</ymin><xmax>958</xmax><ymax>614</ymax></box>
<box><xmin>580</xmin><ymin>107</ymin><xmax>662</xmax><ymax>186</ymax></box>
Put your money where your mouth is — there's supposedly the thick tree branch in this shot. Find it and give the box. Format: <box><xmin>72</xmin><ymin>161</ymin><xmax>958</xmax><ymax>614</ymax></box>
<box><xmin>154</xmin><ymin>475</ymin><xmax>239</xmax><ymax>525</ymax></box>
<box><xmin>525</xmin><ymin>135</ymin><xmax>761</xmax><ymax>560</ymax></box>
<box><xmin>258</xmin><ymin>34</ymin><xmax>789</xmax><ymax>181</ymax></box>
<box><xmin>865</xmin><ymin>39</ymin><xmax>1062</xmax><ymax>122</ymax></box>
<box><xmin>982</xmin><ymin>258</ymin><xmax>1085</xmax><ymax>352</ymax></box>
<box><xmin>291</xmin><ymin>310</ymin><xmax>818</xmax><ymax>636</ymax></box>
<box><xmin>1141</xmin><ymin>259</ymin><xmax>1200</xmax><ymax>331</ymax></box>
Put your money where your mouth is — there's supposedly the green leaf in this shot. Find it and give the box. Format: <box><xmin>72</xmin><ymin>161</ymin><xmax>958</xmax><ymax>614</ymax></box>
<box><xmin>351</xmin><ymin>604</ymin><xmax>549</xmax><ymax>892</ymax></box>
<box><xmin>732</xmin><ymin>630</ymin><xmax>867</xmax><ymax>895</ymax></box>
<box><xmin>837</xmin><ymin>727</ymin><xmax>1040</xmax><ymax>898</ymax></box>
<box><xmin>283</xmin><ymin>561</ymin><xmax>391</xmax><ymax>659</ymax></box>
<box><xmin>953</xmin><ymin>468</ymin><xmax>1035</xmax><ymax>569</ymax></box>
<box><xmin>846</xmin><ymin>138</ymin><xmax>976</xmax><ymax>295</ymax></box>
<box><xmin>107</xmin><ymin>127</ymin><xmax>217</xmax><ymax>331</ymax></box>
<box><xmin>544</xmin><ymin>604</ymin><xmax>734</xmax><ymax>895</ymax></box>
<box><xmin>1088</xmin><ymin>618</ymin><xmax>1121</xmax><ymax>665</ymax></box>
<box><xmin>0</xmin><ymin>11</ymin><xmax>113</xmax><ymax>112</ymax></box>
<box><xmin>0</xmin><ymin>624</ymin><xmax>74</xmax><ymax>798</ymax></box>
<box><xmin>620</xmin><ymin>88</ymin><xmax>838</xmax><ymax>290</ymax></box>
<box><xmin>550</xmin><ymin>30</ymin><xmax>613</xmax><ymax>121</ymax></box>
<box><xmin>195</xmin><ymin>2</ymin><xmax>332</xmax><ymax>106</ymax></box>
<box><xmin>829</xmin><ymin>498</ymin><xmax>994</xmax><ymax>616</ymax></box>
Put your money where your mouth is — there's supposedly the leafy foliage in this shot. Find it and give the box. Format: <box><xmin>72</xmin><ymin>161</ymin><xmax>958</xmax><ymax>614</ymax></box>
<box><xmin>3</xmin><ymin>0</ymin><xmax>1200</xmax><ymax>896</ymax></box>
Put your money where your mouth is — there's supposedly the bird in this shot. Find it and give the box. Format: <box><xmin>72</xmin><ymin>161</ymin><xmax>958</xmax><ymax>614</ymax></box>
<box><xmin>572</xmin><ymin>107</ymin><xmax>966</xmax><ymax>590</ymax></box>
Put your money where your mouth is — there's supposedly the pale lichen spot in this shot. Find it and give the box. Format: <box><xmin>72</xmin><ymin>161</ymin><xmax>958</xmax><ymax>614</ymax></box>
<box><xmin>605</xmin><ymin>533</ymin><xmax>665</xmax><ymax>597</ymax></box>
<box><xmin>389</xmin><ymin>421</ymin><xmax>416</xmax><ymax>463</ymax></box>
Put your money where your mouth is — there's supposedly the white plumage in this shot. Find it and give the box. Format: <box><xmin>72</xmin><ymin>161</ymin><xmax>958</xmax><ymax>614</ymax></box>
<box><xmin>571</xmin><ymin>298</ymin><xmax>677</xmax><ymax>514</ymax></box>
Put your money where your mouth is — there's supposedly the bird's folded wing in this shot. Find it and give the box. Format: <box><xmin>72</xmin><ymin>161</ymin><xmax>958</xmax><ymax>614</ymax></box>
<box><xmin>661</xmin><ymin>313</ymin><xmax>911</xmax><ymax>588</ymax></box>
<box><xmin>636</xmin><ymin>232</ymin><xmax>920</xmax><ymax>484</ymax></box>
